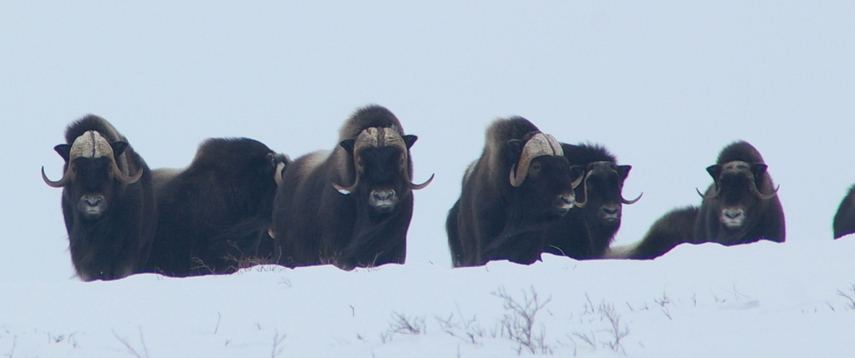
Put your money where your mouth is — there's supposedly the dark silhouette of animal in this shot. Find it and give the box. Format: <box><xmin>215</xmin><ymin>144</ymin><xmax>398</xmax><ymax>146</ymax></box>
<box><xmin>833</xmin><ymin>185</ymin><xmax>855</xmax><ymax>239</ymax></box>
<box><xmin>42</xmin><ymin>115</ymin><xmax>156</xmax><ymax>281</ymax></box>
<box><xmin>143</xmin><ymin>138</ymin><xmax>288</xmax><ymax>276</ymax></box>
<box><xmin>271</xmin><ymin>105</ymin><xmax>433</xmax><ymax>270</ymax></box>
<box><xmin>447</xmin><ymin>117</ymin><xmax>583</xmax><ymax>267</ymax></box>
<box><xmin>613</xmin><ymin>206</ymin><xmax>699</xmax><ymax>260</ymax></box>
<box><xmin>544</xmin><ymin>144</ymin><xmax>641</xmax><ymax>259</ymax></box>
<box><xmin>694</xmin><ymin>141</ymin><xmax>784</xmax><ymax>244</ymax></box>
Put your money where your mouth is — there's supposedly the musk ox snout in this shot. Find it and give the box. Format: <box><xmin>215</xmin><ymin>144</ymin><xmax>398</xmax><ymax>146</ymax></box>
<box><xmin>720</xmin><ymin>207</ymin><xmax>746</xmax><ymax>228</ymax></box>
<box><xmin>600</xmin><ymin>204</ymin><xmax>621</xmax><ymax>222</ymax></box>
<box><xmin>77</xmin><ymin>194</ymin><xmax>108</xmax><ymax>219</ymax></box>
<box><xmin>552</xmin><ymin>192</ymin><xmax>576</xmax><ymax>215</ymax></box>
<box><xmin>369</xmin><ymin>189</ymin><xmax>398</xmax><ymax>212</ymax></box>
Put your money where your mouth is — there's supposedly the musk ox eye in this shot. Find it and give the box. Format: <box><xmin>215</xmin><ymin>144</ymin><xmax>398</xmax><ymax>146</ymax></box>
<box><xmin>531</xmin><ymin>163</ymin><xmax>542</xmax><ymax>171</ymax></box>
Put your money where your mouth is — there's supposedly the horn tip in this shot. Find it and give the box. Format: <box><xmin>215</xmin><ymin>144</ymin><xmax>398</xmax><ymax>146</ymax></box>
<box><xmin>331</xmin><ymin>182</ymin><xmax>352</xmax><ymax>195</ymax></box>
<box><xmin>41</xmin><ymin>166</ymin><xmax>65</xmax><ymax>188</ymax></box>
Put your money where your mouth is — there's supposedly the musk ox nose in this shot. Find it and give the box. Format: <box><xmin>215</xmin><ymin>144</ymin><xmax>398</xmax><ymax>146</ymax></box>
<box><xmin>372</xmin><ymin>190</ymin><xmax>395</xmax><ymax>201</ymax></box>
<box><xmin>554</xmin><ymin>194</ymin><xmax>575</xmax><ymax>214</ymax></box>
<box><xmin>723</xmin><ymin>210</ymin><xmax>743</xmax><ymax>220</ymax></box>
<box><xmin>600</xmin><ymin>204</ymin><xmax>621</xmax><ymax>222</ymax></box>
<box><xmin>78</xmin><ymin>194</ymin><xmax>107</xmax><ymax>219</ymax></box>
<box><xmin>721</xmin><ymin>208</ymin><xmax>745</xmax><ymax>228</ymax></box>
<box><xmin>369</xmin><ymin>189</ymin><xmax>398</xmax><ymax>213</ymax></box>
<box><xmin>84</xmin><ymin>196</ymin><xmax>103</xmax><ymax>207</ymax></box>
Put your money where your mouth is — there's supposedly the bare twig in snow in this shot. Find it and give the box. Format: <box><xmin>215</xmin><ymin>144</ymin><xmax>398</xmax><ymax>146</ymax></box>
<box><xmin>837</xmin><ymin>285</ymin><xmax>855</xmax><ymax>310</ymax></box>
<box><xmin>493</xmin><ymin>286</ymin><xmax>553</xmax><ymax>354</ymax></box>
<box><xmin>388</xmin><ymin>312</ymin><xmax>426</xmax><ymax>335</ymax></box>
<box><xmin>599</xmin><ymin>302</ymin><xmax>630</xmax><ymax>354</ymax></box>
<box><xmin>6</xmin><ymin>335</ymin><xmax>16</xmax><ymax>358</ymax></box>
<box><xmin>271</xmin><ymin>330</ymin><xmax>286</xmax><ymax>358</ymax></box>
<box><xmin>112</xmin><ymin>327</ymin><xmax>149</xmax><ymax>358</ymax></box>
<box><xmin>654</xmin><ymin>292</ymin><xmax>671</xmax><ymax>307</ymax></box>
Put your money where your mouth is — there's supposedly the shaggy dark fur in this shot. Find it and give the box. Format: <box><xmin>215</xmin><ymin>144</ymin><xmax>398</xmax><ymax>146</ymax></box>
<box><xmin>544</xmin><ymin>143</ymin><xmax>637</xmax><ymax>259</ymax></box>
<box><xmin>272</xmin><ymin>105</ymin><xmax>426</xmax><ymax>269</ymax></box>
<box><xmin>143</xmin><ymin>138</ymin><xmax>286</xmax><ymax>276</ymax></box>
<box><xmin>833</xmin><ymin>185</ymin><xmax>855</xmax><ymax>239</ymax></box>
<box><xmin>694</xmin><ymin>141</ymin><xmax>785</xmax><ymax>244</ymax></box>
<box><xmin>47</xmin><ymin>115</ymin><xmax>156</xmax><ymax>281</ymax></box>
<box><xmin>624</xmin><ymin>206</ymin><xmax>699</xmax><ymax>260</ymax></box>
<box><xmin>446</xmin><ymin>118</ymin><xmax>581</xmax><ymax>267</ymax></box>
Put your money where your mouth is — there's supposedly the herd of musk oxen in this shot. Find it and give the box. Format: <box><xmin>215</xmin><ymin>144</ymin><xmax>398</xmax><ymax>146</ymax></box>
<box><xmin>41</xmin><ymin>104</ymin><xmax>855</xmax><ymax>281</ymax></box>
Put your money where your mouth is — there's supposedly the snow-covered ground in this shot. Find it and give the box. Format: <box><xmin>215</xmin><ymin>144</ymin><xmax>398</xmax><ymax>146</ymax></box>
<box><xmin>3</xmin><ymin>238</ymin><xmax>854</xmax><ymax>357</ymax></box>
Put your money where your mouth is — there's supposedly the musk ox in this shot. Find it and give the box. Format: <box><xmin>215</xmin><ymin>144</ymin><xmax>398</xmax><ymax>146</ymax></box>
<box><xmin>613</xmin><ymin>206</ymin><xmax>699</xmax><ymax>260</ymax></box>
<box><xmin>694</xmin><ymin>141</ymin><xmax>784</xmax><ymax>244</ymax></box>
<box><xmin>544</xmin><ymin>144</ymin><xmax>641</xmax><ymax>259</ymax></box>
<box><xmin>271</xmin><ymin>105</ymin><xmax>433</xmax><ymax>269</ymax></box>
<box><xmin>446</xmin><ymin>118</ymin><xmax>583</xmax><ymax>267</ymax></box>
<box><xmin>42</xmin><ymin>115</ymin><xmax>156</xmax><ymax>281</ymax></box>
<box><xmin>143</xmin><ymin>138</ymin><xmax>288</xmax><ymax>277</ymax></box>
<box><xmin>833</xmin><ymin>185</ymin><xmax>855</xmax><ymax>239</ymax></box>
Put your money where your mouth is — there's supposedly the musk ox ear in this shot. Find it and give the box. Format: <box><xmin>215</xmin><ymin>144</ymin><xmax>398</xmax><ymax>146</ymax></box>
<box><xmin>706</xmin><ymin>164</ymin><xmax>722</xmax><ymax>180</ymax></box>
<box><xmin>54</xmin><ymin>144</ymin><xmax>71</xmax><ymax>162</ymax></box>
<box><xmin>403</xmin><ymin>135</ymin><xmax>418</xmax><ymax>149</ymax></box>
<box><xmin>616</xmin><ymin>165</ymin><xmax>632</xmax><ymax>180</ymax></box>
<box><xmin>111</xmin><ymin>141</ymin><xmax>129</xmax><ymax>157</ymax></box>
<box><xmin>339</xmin><ymin>139</ymin><xmax>356</xmax><ymax>154</ymax></box>
<box><xmin>750</xmin><ymin>163</ymin><xmax>768</xmax><ymax>179</ymax></box>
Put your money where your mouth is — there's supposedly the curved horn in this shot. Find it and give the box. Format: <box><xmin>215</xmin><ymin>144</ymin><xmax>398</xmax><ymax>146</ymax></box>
<box><xmin>274</xmin><ymin>162</ymin><xmax>286</xmax><ymax>186</ymax></box>
<box><xmin>573</xmin><ymin>173</ymin><xmax>591</xmax><ymax>208</ymax></box>
<box><xmin>621</xmin><ymin>192</ymin><xmax>643</xmax><ymax>205</ymax></box>
<box><xmin>545</xmin><ymin>134</ymin><xmax>563</xmax><ymax>156</ymax></box>
<box><xmin>410</xmin><ymin>173</ymin><xmax>435</xmax><ymax>190</ymax></box>
<box><xmin>332</xmin><ymin>175</ymin><xmax>360</xmax><ymax>195</ymax></box>
<box><xmin>110</xmin><ymin>156</ymin><xmax>143</xmax><ymax>184</ymax></box>
<box><xmin>570</xmin><ymin>170</ymin><xmax>584</xmax><ymax>189</ymax></box>
<box><xmin>509</xmin><ymin>133</ymin><xmax>560</xmax><ymax>187</ymax></box>
<box><xmin>509</xmin><ymin>163</ymin><xmax>527</xmax><ymax>187</ymax></box>
<box><xmin>696</xmin><ymin>186</ymin><xmax>720</xmax><ymax>200</ymax></box>
<box><xmin>41</xmin><ymin>165</ymin><xmax>72</xmax><ymax>188</ymax></box>
<box><xmin>755</xmin><ymin>184</ymin><xmax>780</xmax><ymax>200</ymax></box>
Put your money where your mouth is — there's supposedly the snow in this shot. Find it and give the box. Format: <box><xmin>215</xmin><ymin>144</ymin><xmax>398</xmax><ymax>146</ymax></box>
<box><xmin>2</xmin><ymin>239</ymin><xmax>855</xmax><ymax>357</ymax></box>
<box><xmin>4</xmin><ymin>1</ymin><xmax>855</xmax><ymax>357</ymax></box>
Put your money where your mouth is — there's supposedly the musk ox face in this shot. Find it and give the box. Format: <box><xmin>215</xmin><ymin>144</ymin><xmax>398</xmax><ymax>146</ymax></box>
<box><xmin>701</xmin><ymin>160</ymin><xmax>778</xmax><ymax>230</ymax></box>
<box><xmin>507</xmin><ymin>132</ymin><xmax>583</xmax><ymax>218</ymax></box>
<box><xmin>70</xmin><ymin>156</ymin><xmax>118</xmax><ymax>219</ymax></box>
<box><xmin>522</xmin><ymin>155</ymin><xmax>581</xmax><ymax>217</ymax></box>
<box><xmin>575</xmin><ymin>162</ymin><xmax>641</xmax><ymax>227</ymax></box>
<box><xmin>42</xmin><ymin>130</ymin><xmax>141</xmax><ymax>220</ymax></box>
<box><xmin>359</xmin><ymin>145</ymin><xmax>409</xmax><ymax>213</ymax></box>
<box><xmin>335</xmin><ymin>127</ymin><xmax>433</xmax><ymax>214</ymax></box>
